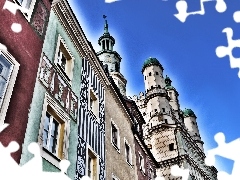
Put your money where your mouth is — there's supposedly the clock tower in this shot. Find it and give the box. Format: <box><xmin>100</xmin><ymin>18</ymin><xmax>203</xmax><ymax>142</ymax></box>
<box><xmin>97</xmin><ymin>16</ymin><xmax>127</xmax><ymax>96</ymax></box>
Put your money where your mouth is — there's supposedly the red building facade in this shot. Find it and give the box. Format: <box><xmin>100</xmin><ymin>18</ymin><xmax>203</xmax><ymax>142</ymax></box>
<box><xmin>0</xmin><ymin>0</ymin><xmax>52</xmax><ymax>163</ymax></box>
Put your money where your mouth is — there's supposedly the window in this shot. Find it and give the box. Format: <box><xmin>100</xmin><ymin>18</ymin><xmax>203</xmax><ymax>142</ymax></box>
<box><xmin>13</xmin><ymin>0</ymin><xmax>36</xmax><ymax>21</ymax></box>
<box><xmin>39</xmin><ymin>93</ymin><xmax>70</xmax><ymax>168</ymax></box>
<box><xmin>87</xmin><ymin>148</ymin><xmax>98</xmax><ymax>180</ymax></box>
<box><xmin>16</xmin><ymin>0</ymin><xmax>32</xmax><ymax>9</ymax></box>
<box><xmin>125</xmin><ymin>143</ymin><xmax>130</xmax><ymax>163</ymax></box>
<box><xmin>55</xmin><ymin>36</ymin><xmax>74</xmax><ymax>84</ymax></box>
<box><xmin>149</xmin><ymin>72</ymin><xmax>151</xmax><ymax>76</ymax></box>
<box><xmin>149</xmin><ymin>168</ymin><xmax>154</xmax><ymax>179</ymax></box>
<box><xmin>112</xmin><ymin>174</ymin><xmax>120</xmax><ymax>180</ymax></box>
<box><xmin>124</xmin><ymin>139</ymin><xmax>132</xmax><ymax>165</ymax></box>
<box><xmin>162</xmin><ymin>108</ymin><xmax>165</xmax><ymax>112</ymax></box>
<box><xmin>111</xmin><ymin>120</ymin><xmax>120</xmax><ymax>151</ymax></box>
<box><xmin>169</xmin><ymin>143</ymin><xmax>174</xmax><ymax>151</ymax></box>
<box><xmin>89</xmin><ymin>89</ymin><xmax>99</xmax><ymax>118</ymax></box>
<box><xmin>165</xmin><ymin>119</ymin><xmax>168</xmax><ymax>124</ymax></box>
<box><xmin>156</xmin><ymin>72</ymin><xmax>159</xmax><ymax>75</ymax></box>
<box><xmin>42</xmin><ymin>107</ymin><xmax>65</xmax><ymax>159</ymax></box>
<box><xmin>43</xmin><ymin>112</ymin><xmax>59</xmax><ymax>154</ymax></box>
<box><xmin>0</xmin><ymin>49</ymin><xmax>19</xmax><ymax>126</ymax></box>
<box><xmin>139</xmin><ymin>153</ymin><xmax>145</xmax><ymax>172</ymax></box>
<box><xmin>112</xmin><ymin>124</ymin><xmax>118</xmax><ymax>146</ymax></box>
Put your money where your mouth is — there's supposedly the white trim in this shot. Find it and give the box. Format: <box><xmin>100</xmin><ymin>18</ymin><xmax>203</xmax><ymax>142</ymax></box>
<box><xmin>124</xmin><ymin>137</ymin><xmax>133</xmax><ymax>167</ymax></box>
<box><xmin>0</xmin><ymin>49</ymin><xmax>19</xmax><ymax>126</ymax></box>
<box><xmin>111</xmin><ymin>119</ymin><xmax>120</xmax><ymax>153</ymax></box>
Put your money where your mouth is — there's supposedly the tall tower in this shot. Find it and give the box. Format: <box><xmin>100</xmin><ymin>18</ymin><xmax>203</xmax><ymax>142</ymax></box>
<box><xmin>133</xmin><ymin>57</ymin><xmax>217</xmax><ymax>179</ymax></box>
<box><xmin>97</xmin><ymin>16</ymin><xmax>127</xmax><ymax>96</ymax></box>
<box><xmin>142</xmin><ymin>57</ymin><xmax>175</xmax><ymax>127</ymax></box>
<box><xmin>141</xmin><ymin>57</ymin><xmax>177</xmax><ymax>161</ymax></box>
<box><xmin>183</xmin><ymin>108</ymin><xmax>204</xmax><ymax>151</ymax></box>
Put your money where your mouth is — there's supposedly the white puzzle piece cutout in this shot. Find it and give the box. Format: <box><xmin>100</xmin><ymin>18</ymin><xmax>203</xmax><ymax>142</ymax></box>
<box><xmin>171</xmin><ymin>164</ymin><xmax>190</xmax><ymax>180</ymax></box>
<box><xmin>216</xmin><ymin>11</ymin><xmax>240</xmax><ymax>78</ymax></box>
<box><xmin>205</xmin><ymin>132</ymin><xmax>240</xmax><ymax>180</ymax></box>
<box><xmin>174</xmin><ymin>0</ymin><xmax>227</xmax><ymax>22</ymax></box>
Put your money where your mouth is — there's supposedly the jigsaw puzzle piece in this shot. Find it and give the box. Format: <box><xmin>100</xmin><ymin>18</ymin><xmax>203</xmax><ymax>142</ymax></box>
<box><xmin>216</xmin><ymin>28</ymin><xmax>240</xmax><ymax>77</ymax></box>
<box><xmin>171</xmin><ymin>164</ymin><xmax>189</xmax><ymax>180</ymax></box>
<box><xmin>41</xmin><ymin>159</ymin><xmax>71</xmax><ymax>180</ymax></box>
<box><xmin>3</xmin><ymin>0</ymin><xmax>29</xmax><ymax>15</ymax></box>
<box><xmin>0</xmin><ymin>141</ymin><xmax>22</xmax><ymax>178</ymax></box>
<box><xmin>174</xmin><ymin>0</ymin><xmax>188</xmax><ymax>23</ymax></box>
<box><xmin>0</xmin><ymin>123</ymin><xmax>9</xmax><ymax>132</ymax></box>
<box><xmin>206</xmin><ymin>132</ymin><xmax>240</xmax><ymax>179</ymax></box>
<box><xmin>233</xmin><ymin>11</ymin><xmax>240</xmax><ymax>23</ymax></box>
<box><xmin>215</xmin><ymin>0</ymin><xmax>227</xmax><ymax>13</ymax></box>
<box><xmin>81</xmin><ymin>176</ymin><xmax>92</xmax><ymax>180</ymax></box>
<box><xmin>20</xmin><ymin>142</ymin><xmax>43</xmax><ymax>179</ymax></box>
<box><xmin>155</xmin><ymin>176</ymin><xmax>165</xmax><ymax>180</ymax></box>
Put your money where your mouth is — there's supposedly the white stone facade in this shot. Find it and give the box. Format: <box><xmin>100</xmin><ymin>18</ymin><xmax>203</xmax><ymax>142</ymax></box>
<box><xmin>132</xmin><ymin>58</ymin><xmax>217</xmax><ymax>179</ymax></box>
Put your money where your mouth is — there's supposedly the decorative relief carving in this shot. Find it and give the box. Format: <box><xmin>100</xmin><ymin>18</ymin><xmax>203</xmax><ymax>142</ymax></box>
<box><xmin>39</xmin><ymin>53</ymin><xmax>78</xmax><ymax>120</ymax></box>
<box><xmin>31</xmin><ymin>0</ymin><xmax>48</xmax><ymax>37</ymax></box>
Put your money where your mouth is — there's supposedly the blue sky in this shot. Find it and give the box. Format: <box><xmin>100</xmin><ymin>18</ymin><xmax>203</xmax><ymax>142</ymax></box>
<box><xmin>68</xmin><ymin>0</ymin><xmax>240</xmax><ymax>174</ymax></box>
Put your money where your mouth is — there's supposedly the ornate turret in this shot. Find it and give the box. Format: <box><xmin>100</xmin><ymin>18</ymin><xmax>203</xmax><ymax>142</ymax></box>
<box><xmin>183</xmin><ymin>108</ymin><xmax>204</xmax><ymax>151</ymax></box>
<box><xmin>98</xmin><ymin>16</ymin><xmax>115</xmax><ymax>51</ymax></box>
<box><xmin>97</xmin><ymin>16</ymin><xmax>127</xmax><ymax>96</ymax></box>
<box><xmin>142</xmin><ymin>57</ymin><xmax>165</xmax><ymax>92</ymax></box>
<box><xmin>164</xmin><ymin>75</ymin><xmax>180</xmax><ymax>112</ymax></box>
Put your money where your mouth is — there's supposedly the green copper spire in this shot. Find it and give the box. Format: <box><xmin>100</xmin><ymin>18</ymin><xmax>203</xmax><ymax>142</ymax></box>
<box><xmin>98</xmin><ymin>15</ymin><xmax>115</xmax><ymax>47</ymax></box>
<box><xmin>103</xmin><ymin>15</ymin><xmax>109</xmax><ymax>35</ymax></box>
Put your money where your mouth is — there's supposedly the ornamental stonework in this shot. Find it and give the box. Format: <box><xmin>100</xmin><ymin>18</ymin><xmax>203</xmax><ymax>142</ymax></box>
<box><xmin>39</xmin><ymin>53</ymin><xmax>78</xmax><ymax>120</ymax></box>
<box><xmin>31</xmin><ymin>0</ymin><xmax>49</xmax><ymax>37</ymax></box>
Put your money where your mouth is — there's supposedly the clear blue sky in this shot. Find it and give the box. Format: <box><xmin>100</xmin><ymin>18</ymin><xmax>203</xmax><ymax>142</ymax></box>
<box><xmin>68</xmin><ymin>0</ymin><xmax>240</xmax><ymax>174</ymax></box>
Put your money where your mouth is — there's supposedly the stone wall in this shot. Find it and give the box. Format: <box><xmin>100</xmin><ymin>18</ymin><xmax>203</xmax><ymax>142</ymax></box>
<box><xmin>105</xmin><ymin>88</ymin><xmax>137</xmax><ymax>180</ymax></box>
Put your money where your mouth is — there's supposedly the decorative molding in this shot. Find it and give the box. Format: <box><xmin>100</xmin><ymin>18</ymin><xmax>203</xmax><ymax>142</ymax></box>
<box><xmin>39</xmin><ymin>53</ymin><xmax>78</xmax><ymax>120</ymax></box>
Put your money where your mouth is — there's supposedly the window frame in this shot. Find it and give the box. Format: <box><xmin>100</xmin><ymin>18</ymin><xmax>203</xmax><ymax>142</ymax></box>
<box><xmin>86</xmin><ymin>146</ymin><xmax>99</xmax><ymax>180</ymax></box>
<box><xmin>124</xmin><ymin>138</ymin><xmax>132</xmax><ymax>166</ymax></box>
<box><xmin>111</xmin><ymin>119</ymin><xmax>120</xmax><ymax>152</ymax></box>
<box><xmin>54</xmin><ymin>35</ymin><xmax>74</xmax><ymax>86</ymax></box>
<box><xmin>38</xmin><ymin>93</ymin><xmax>71</xmax><ymax>168</ymax></box>
<box><xmin>138</xmin><ymin>152</ymin><xmax>145</xmax><ymax>173</ymax></box>
<box><xmin>89</xmin><ymin>88</ymin><xmax>99</xmax><ymax>119</ymax></box>
<box><xmin>0</xmin><ymin>49</ymin><xmax>19</xmax><ymax>126</ymax></box>
<box><xmin>149</xmin><ymin>167</ymin><xmax>154</xmax><ymax>180</ymax></box>
<box><xmin>13</xmin><ymin>0</ymin><xmax>37</xmax><ymax>22</ymax></box>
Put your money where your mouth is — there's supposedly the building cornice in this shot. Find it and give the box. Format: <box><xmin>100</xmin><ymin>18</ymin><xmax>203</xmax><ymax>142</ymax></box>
<box><xmin>52</xmin><ymin>0</ymin><xmax>110</xmax><ymax>88</ymax></box>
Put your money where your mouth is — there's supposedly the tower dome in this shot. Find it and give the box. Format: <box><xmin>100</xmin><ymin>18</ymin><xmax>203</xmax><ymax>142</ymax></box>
<box><xmin>183</xmin><ymin>108</ymin><xmax>196</xmax><ymax>117</ymax></box>
<box><xmin>142</xmin><ymin>57</ymin><xmax>163</xmax><ymax>73</ymax></box>
<box><xmin>165</xmin><ymin>75</ymin><xmax>176</xmax><ymax>90</ymax></box>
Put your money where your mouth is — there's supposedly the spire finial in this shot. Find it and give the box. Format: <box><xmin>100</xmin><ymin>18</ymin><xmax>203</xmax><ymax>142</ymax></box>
<box><xmin>103</xmin><ymin>15</ymin><xmax>109</xmax><ymax>34</ymax></box>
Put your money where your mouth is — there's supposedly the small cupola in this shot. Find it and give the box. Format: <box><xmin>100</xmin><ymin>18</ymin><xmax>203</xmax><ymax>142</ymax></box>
<box><xmin>98</xmin><ymin>15</ymin><xmax>115</xmax><ymax>51</ymax></box>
